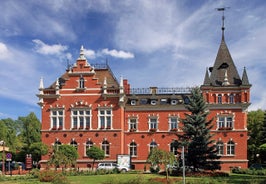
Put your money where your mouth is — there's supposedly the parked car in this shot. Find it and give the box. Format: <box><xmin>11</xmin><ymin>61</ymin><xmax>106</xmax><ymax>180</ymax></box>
<box><xmin>96</xmin><ymin>163</ymin><xmax>130</xmax><ymax>172</ymax></box>
<box><xmin>97</xmin><ymin>163</ymin><xmax>118</xmax><ymax>171</ymax></box>
<box><xmin>117</xmin><ymin>164</ymin><xmax>130</xmax><ymax>173</ymax></box>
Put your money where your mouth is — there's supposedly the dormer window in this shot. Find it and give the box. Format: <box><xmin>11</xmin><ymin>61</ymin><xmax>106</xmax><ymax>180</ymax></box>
<box><xmin>151</xmin><ymin>99</ymin><xmax>157</xmax><ymax>105</ymax></box>
<box><xmin>171</xmin><ymin>99</ymin><xmax>177</xmax><ymax>105</ymax></box>
<box><xmin>131</xmin><ymin>99</ymin><xmax>136</xmax><ymax>106</ymax></box>
<box><xmin>79</xmin><ymin>75</ymin><xmax>85</xmax><ymax>89</ymax></box>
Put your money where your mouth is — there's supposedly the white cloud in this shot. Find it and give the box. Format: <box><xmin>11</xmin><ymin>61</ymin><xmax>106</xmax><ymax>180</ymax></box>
<box><xmin>84</xmin><ymin>49</ymin><xmax>96</xmax><ymax>59</ymax></box>
<box><xmin>0</xmin><ymin>42</ymin><xmax>11</xmax><ymax>60</ymax></box>
<box><xmin>32</xmin><ymin>39</ymin><xmax>68</xmax><ymax>55</ymax></box>
<box><xmin>101</xmin><ymin>48</ymin><xmax>134</xmax><ymax>59</ymax></box>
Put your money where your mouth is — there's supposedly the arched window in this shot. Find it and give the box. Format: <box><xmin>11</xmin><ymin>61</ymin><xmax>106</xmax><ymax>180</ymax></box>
<box><xmin>130</xmin><ymin>142</ymin><xmax>137</xmax><ymax>157</ymax></box>
<box><xmin>70</xmin><ymin>139</ymin><xmax>78</xmax><ymax>150</ymax></box>
<box><xmin>216</xmin><ymin>141</ymin><xmax>224</xmax><ymax>155</ymax></box>
<box><xmin>102</xmin><ymin>140</ymin><xmax>110</xmax><ymax>156</ymax></box>
<box><xmin>86</xmin><ymin>140</ymin><xmax>93</xmax><ymax>150</ymax></box>
<box><xmin>79</xmin><ymin>75</ymin><xmax>85</xmax><ymax>88</ymax></box>
<box><xmin>227</xmin><ymin>140</ymin><xmax>235</xmax><ymax>155</ymax></box>
<box><xmin>150</xmin><ymin>141</ymin><xmax>157</xmax><ymax>152</ymax></box>
<box><xmin>217</xmin><ymin>94</ymin><xmax>222</xmax><ymax>104</ymax></box>
<box><xmin>54</xmin><ymin>140</ymin><xmax>61</xmax><ymax>151</ymax></box>
<box><xmin>229</xmin><ymin>94</ymin><xmax>234</xmax><ymax>104</ymax></box>
<box><xmin>170</xmin><ymin>140</ymin><xmax>179</xmax><ymax>156</ymax></box>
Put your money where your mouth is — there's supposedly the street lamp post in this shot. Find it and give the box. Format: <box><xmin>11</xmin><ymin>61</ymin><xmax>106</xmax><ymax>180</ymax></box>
<box><xmin>0</xmin><ymin>141</ymin><xmax>5</xmax><ymax>175</ymax></box>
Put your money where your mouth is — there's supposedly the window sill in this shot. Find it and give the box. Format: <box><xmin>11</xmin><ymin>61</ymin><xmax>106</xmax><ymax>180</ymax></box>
<box><xmin>218</xmin><ymin>127</ymin><xmax>233</xmax><ymax>131</ymax></box>
<box><xmin>170</xmin><ymin>128</ymin><xmax>178</xmax><ymax>132</ymax></box>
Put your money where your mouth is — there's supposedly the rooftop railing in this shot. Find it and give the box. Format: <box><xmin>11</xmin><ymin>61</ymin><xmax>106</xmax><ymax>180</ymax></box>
<box><xmin>128</xmin><ymin>87</ymin><xmax>192</xmax><ymax>95</ymax></box>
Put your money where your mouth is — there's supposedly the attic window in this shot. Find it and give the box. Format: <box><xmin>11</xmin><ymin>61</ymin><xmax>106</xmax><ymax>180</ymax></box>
<box><xmin>151</xmin><ymin>100</ymin><xmax>157</xmax><ymax>105</ymax></box>
<box><xmin>160</xmin><ymin>99</ymin><xmax>168</xmax><ymax>105</ymax></box>
<box><xmin>140</xmin><ymin>99</ymin><xmax>148</xmax><ymax>105</ymax></box>
<box><xmin>131</xmin><ymin>100</ymin><xmax>136</xmax><ymax>106</ymax></box>
<box><xmin>171</xmin><ymin>99</ymin><xmax>177</xmax><ymax>105</ymax></box>
<box><xmin>218</xmin><ymin>63</ymin><xmax>229</xmax><ymax>70</ymax></box>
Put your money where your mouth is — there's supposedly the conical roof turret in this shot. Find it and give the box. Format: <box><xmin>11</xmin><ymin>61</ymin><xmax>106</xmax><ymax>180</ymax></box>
<box><xmin>208</xmin><ymin>34</ymin><xmax>241</xmax><ymax>86</ymax></box>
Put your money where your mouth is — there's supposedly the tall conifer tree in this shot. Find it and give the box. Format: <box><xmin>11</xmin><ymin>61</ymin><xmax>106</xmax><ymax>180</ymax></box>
<box><xmin>180</xmin><ymin>87</ymin><xmax>220</xmax><ymax>171</ymax></box>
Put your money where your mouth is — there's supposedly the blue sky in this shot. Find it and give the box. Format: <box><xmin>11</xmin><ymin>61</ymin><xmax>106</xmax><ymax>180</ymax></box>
<box><xmin>0</xmin><ymin>0</ymin><xmax>265</xmax><ymax>120</ymax></box>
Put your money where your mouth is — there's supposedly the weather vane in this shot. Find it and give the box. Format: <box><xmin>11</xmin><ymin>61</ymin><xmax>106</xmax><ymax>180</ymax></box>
<box><xmin>216</xmin><ymin>7</ymin><xmax>230</xmax><ymax>31</ymax></box>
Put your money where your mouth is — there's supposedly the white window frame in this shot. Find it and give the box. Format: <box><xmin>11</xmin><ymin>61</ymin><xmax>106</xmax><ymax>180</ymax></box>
<box><xmin>70</xmin><ymin>139</ymin><xmax>78</xmax><ymax>150</ymax></box>
<box><xmin>79</xmin><ymin>76</ymin><xmax>85</xmax><ymax>89</ymax></box>
<box><xmin>50</xmin><ymin>109</ymin><xmax>64</xmax><ymax>130</ymax></box>
<box><xmin>229</xmin><ymin>94</ymin><xmax>234</xmax><ymax>104</ymax></box>
<box><xmin>170</xmin><ymin>140</ymin><xmax>179</xmax><ymax>156</ymax></box>
<box><xmin>128</xmin><ymin>118</ymin><xmax>138</xmax><ymax>131</ymax></box>
<box><xmin>71</xmin><ymin>108</ymin><xmax>91</xmax><ymax>130</ymax></box>
<box><xmin>149</xmin><ymin>117</ymin><xmax>158</xmax><ymax>130</ymax></box>
<box><xmin>217</xmin><ymin>141</ymin><xmax>224</xmax><ymax>155</ymax></box>
<box><xmin>217</xmin><ymin>94</ymin><xmax>222</xmax><ymax>104</ymax></box>
<box><xmin>84</xmin><ymin>140</ymin><xmax>94</xmax><ymax>156</ymax></box>
<box><xmin>227</xmin><ymin>141</ymin><xmax>235</xmax><ymax>155</ymax></box>
<box><xmin>98</xmin><ymin>108</ymin><xmax>113</xmax><ymax>129</ymax></box>
<box><xmin>129</xmin><ymin>142</ymin><xmax>137</xmax><ymax>157</ymax></box>
<box><xmin>169</xmin><ymin>117</ymin><xmax>178</xmax><ymax>130</ymax></box>
<box><xmin>217</xmin><ymin>116</ymin><xmax>234</xmax><ymax>130</ymax></box>
<box><xmin>149</xmin><ymin>141</ymin><xmax>158</xmax><ymax>152</ymax></box>
<box><xmin>102</xmin><ymin>140</ymin><xmax>110</xmax><ymax>156</ymax></box>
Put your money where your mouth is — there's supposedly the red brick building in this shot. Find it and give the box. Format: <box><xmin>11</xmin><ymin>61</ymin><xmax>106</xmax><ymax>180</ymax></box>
<box><xmin>37</xmin><ymin>30</ymin><xmax>251</xmax><ymax>171</ymax></box>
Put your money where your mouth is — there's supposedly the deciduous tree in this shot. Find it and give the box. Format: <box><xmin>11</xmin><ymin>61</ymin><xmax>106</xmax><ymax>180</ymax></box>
<box><xmin>86</xmin><ymin>146</ymin><xmax>105</xmax><ymax>169</ymax></box>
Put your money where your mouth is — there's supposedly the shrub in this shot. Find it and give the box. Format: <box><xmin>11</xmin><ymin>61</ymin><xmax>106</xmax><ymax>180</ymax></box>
<box><xmin>232</xmin><ymin>167</ymin><xmax>266</xmax><ymax>175</ymax></box>
<box><xmin>30</xmin><ymin>168</ymin><xmax>40</xmax><ymax>178</ymax></box>
<box><xmin>39</xmin><ymin>170</ymin><xmax>56</xmax><ymax>182</ymax></box>
<box><xmin>52</xmin><ymin>174</ymin><xmax>70</xmax><ymax>184</ymax></box>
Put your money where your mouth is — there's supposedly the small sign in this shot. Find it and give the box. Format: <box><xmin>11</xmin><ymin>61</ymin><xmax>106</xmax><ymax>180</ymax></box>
<box><xmin>6</xmin><ymin>153</ymin><xmax>12</xmax><ymax>161</ymax></box>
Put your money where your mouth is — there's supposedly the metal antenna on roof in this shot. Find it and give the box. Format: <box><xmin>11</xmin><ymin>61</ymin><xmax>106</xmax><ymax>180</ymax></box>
<box><xmin>216</xmin><ymin>7</ymin><xmax>230</xmax><ymax>39</ymax></box>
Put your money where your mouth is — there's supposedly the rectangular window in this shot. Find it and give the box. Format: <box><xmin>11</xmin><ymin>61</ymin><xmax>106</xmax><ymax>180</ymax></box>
<box><xmin>71</xmin><ymin>109</ymin><xmax>91</xmax><ymax>129</ymax></box>
<box><xmin>50</xmin><ymin>109</ymin><xmax>64</xmax><ymax>130</ymax></box>
<box><xmin>218</xmin><ymin>116</ymin><xmax>233</xmax><ymax>130</ymax></box>
<box><xmin>149</xmin><ymin>117</ymin><xmax>158</xmax><ymax>130</ymax></box>
<box><xmin>129</xmin><ymin>118</ymin><xmax>137</xmax><ymax>131</ymax></box>
<box><xmin>98</xmin><ymin>108</ymin><xmax>112</xmax><ymax>129</ymax></box>
<box><xmin>169</xmin><ymin>117</ymin><xmax>178</xmax><ymax>130</ymax></box>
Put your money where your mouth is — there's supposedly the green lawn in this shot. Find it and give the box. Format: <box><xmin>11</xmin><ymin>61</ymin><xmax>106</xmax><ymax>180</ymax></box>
<box><xmin>1</xmin><ymin>173</ymin><xmax>266</xmax><ymax>184</ymax></box>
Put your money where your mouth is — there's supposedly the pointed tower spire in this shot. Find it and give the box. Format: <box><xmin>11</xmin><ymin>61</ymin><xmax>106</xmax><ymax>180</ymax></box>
<box><xmin>119</xmin><ymin>76</ymin><xmax>124</xmax><ymax>94</ymax></box>
<box><xmin>78</xmin><ymin>45</ymin><xmax>86</xmax><ymax>60</ymax></box>
<box><xmin>203</xmin><ymin>68</ymin><xmax>211</xmax><ymax>85</ymax></box>
<box><xmin>209</xmin><ymin>7</ymin><xmax>241</xmax><ymax>86</ymax></box>
<box><xmin>39</xmin><ymin>77</ymin><xmax>44</xmax><ymax>90</ymax></box>
<box><xmin>241</xmin><ymin>67</ymin><xmax>251</xmax><ymax>86</ymax></box>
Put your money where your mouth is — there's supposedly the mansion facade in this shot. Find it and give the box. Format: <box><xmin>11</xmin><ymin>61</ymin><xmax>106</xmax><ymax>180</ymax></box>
<box><xmin>37</xmin><ymin>31</ymin><xmax>251</xmax><ymax>171</ymax></box>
